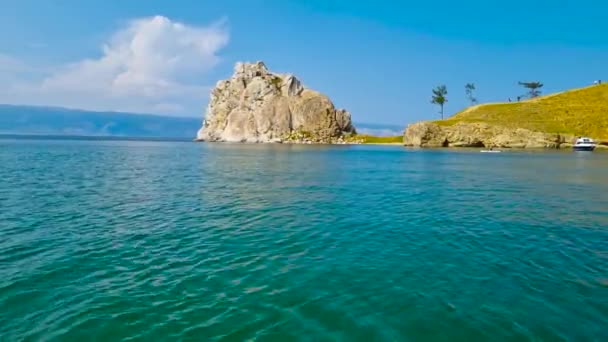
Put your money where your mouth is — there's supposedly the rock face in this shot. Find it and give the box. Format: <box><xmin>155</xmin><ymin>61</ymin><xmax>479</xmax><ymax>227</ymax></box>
<box><xmin>197</xmin><ymin>61</ymin><xmax>355</xmax><ymax>143</ymax></box>
<box><xmin>403</xmin><ymin>122</ymin><xmax>571</xmax><ymax>148</ymax></box>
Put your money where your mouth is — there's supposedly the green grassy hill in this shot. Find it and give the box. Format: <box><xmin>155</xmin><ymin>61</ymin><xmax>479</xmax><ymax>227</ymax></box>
<box><xmin>435</xmin><ymin>84</ymin><xmax>608</xmax><ymax>140</ymax></box>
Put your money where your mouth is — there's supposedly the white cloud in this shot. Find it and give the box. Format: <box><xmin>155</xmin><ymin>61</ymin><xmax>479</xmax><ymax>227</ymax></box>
<box><xmin>0</xmin><ymin>54</ymin><xmax>33</xmax><ymax>74</ymax></box>
<box><xmin>0</xmin><ymin>16</ymin><xmax>229</xmax><ymax>115</ymax></box>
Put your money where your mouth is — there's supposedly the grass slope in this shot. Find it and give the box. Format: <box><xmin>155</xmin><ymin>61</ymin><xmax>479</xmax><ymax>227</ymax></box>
<box><xmin>355</xmin><ymin>135</ymin><xmax>403</xmax><ymax>144</ymax></box>
<box><xmin>435</xmin><ymin>84</ymin><xmax>608</xmax><ymax>140</ymax></box>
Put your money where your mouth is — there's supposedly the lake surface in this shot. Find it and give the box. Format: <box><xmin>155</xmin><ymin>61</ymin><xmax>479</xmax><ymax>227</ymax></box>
<box><xmin>1</xmin><ymin>139</ymin><xmax>607</xmax><ymax>341</ymax></box>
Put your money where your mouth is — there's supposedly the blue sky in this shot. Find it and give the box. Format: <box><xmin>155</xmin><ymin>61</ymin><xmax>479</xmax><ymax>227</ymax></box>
<box><xmin>1</xmin><ymin>0</ymin><xmax>606</xmax><ymax>126</ymax></box>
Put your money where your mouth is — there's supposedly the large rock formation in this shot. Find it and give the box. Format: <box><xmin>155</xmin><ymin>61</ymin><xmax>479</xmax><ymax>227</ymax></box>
<box><xmin>197</xmin><ymin>61</ymin><xmax>355</xmax><ymax>143</ymax></box>
<box><xmin>403</xmin><ymin>122</ymin><xmax>571</xmax><ymax>148</ymax></box>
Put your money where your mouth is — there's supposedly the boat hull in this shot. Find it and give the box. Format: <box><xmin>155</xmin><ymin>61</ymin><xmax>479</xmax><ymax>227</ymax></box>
<box><xmin>573</xmin><ymin>146</ymin><xmax>595</xmax><ymax>151</ymax></box>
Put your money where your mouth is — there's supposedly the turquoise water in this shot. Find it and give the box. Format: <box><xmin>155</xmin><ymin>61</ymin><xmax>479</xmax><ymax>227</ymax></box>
<box><xmin>1</xmin><ymin>139</ymin><xmax>607</xmax><ymax>341</ymax></box>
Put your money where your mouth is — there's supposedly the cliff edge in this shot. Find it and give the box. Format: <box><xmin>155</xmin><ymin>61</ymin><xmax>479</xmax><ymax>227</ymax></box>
<box><xmin>197</xmin><ymin>62</ymin><xmax>355</xmax><ymax>143</ymax></box>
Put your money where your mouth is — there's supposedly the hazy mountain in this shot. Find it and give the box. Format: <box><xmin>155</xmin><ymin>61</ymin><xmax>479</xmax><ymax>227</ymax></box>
<box><xmin>0</xmin><ymin>104</ymin><xmax>403</xmax><ymax>138</ymax></box>
<box><xmin>354</xmin><ymin>122</ymin><xmax>403</xmax><ymax>136</ymax></box>
<box><xmin>0</xmin><ymin>105</ymin><xmax>202</xmax><ymax>138</ymax></box>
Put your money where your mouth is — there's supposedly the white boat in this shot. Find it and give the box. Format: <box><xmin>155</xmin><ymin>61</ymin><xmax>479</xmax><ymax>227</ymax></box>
<box><xmin>481</xmin><ymin>146</ymin><xmax>501</xmax><ymax>153</ymax></box>
<box><xmin>573</xmin><ymin>137</ymin><xmax>596</xmax><ymax>151</ymax></box>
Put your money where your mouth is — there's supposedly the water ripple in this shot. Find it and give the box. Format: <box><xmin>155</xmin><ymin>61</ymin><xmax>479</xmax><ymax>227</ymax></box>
<box><xmin>0</xmin><ymin>141</ymin><xmax>607</xmax><ymax>341</ymax></box>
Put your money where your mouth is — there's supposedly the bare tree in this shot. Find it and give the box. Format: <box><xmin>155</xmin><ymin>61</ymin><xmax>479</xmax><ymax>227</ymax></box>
<box><xmin>465</xmin><ymin>83</ymin><xmax>477</xmax><ymax>105</ymax></box>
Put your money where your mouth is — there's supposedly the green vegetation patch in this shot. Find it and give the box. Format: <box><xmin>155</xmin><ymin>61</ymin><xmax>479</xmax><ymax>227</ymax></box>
<box><xmin>356</xmin><ymin>135</ymin><xmax>403</xmax><ymax>144</ymax></box>
<box><xmin>270</xmin><ymin>76</ymin><xmax>283</xmax><ymax>89</ymax></box>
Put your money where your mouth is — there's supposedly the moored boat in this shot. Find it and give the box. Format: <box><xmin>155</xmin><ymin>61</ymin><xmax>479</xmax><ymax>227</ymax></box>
<box><xmin>573</xmin><ymin>137</ymin><xmax>596</xmax><ymax>151</ymax></box>
<box><xmin>481</xmin><ymin>145</ymin><xmax>501</xmax><ymax>153</ymax></box>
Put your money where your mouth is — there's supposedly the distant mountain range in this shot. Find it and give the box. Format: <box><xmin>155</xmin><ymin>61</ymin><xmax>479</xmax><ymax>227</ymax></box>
<box><xmin>0</xmin><ymin>104</ymin><xmax>403</xmax><ymax>138</ymax></box>
<box><xmin>354</xmin><ymin>122</ymin><xmax>403</xmax><ymax>137</ymax></box>
<box><xmin>0</xmin><ymin>105</ymin><xmax>201</xmax><ymax>138</ymax></box>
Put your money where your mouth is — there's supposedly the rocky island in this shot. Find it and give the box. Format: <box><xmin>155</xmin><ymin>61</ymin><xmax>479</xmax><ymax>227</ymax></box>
<box><xmin>404</xmin><ymin>84</ymin><xmax>608</xmax><ymax>148</ymax></box>
<box><xmin>197</xmin><ymin>62</ymin><xmax>355</xmax><ymax>143</ymax></box>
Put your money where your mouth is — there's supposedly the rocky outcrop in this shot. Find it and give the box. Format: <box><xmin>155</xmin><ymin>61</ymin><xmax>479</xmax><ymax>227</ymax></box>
<box><xmin>196</xmin><ymin>61</ymin><xmax>355</xmax><ymax>143</ymax></box>
<box><xmin>403</xmin><ymin>122</ymin><xmax>572</xmax><ymax>148</ymax></box>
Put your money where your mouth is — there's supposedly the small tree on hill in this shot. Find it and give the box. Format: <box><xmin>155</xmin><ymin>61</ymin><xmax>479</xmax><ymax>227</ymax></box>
<box><xmin>519</xmin><ymin>81</ymin><xmax>543</xmax><ymax>98</ymax></box>
<box><xmin>431</xmin><ymin>85</ymin><xmax>448</xmax><ymax>120</ymax></box>
<box><xmin>465</xmin><ymin>83</ymin><xmax>477</xmax><ymax>105</ymax></box>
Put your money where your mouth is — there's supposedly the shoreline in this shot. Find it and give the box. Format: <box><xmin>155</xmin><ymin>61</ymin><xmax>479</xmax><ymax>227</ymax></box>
<box><xmin>403</xmin><ymin>144</ymin><xmax>608</xmax><ymax>150</ymax></box>
<box><xmin>4</xmin><ymin>134</ymin><xmax>605</xmax><ymax>150</ymax></box>
<box><xmin>361</xmin><ymin>142</ymin><xmax>403</xmax><ymax>146</ymax></box>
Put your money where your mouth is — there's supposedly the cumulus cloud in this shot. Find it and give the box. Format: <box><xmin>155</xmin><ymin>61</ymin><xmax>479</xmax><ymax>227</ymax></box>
<box><xmin>0</xmin><ymin>16</ymin><xmax>229</xmax><ymax>115</ymax></box>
